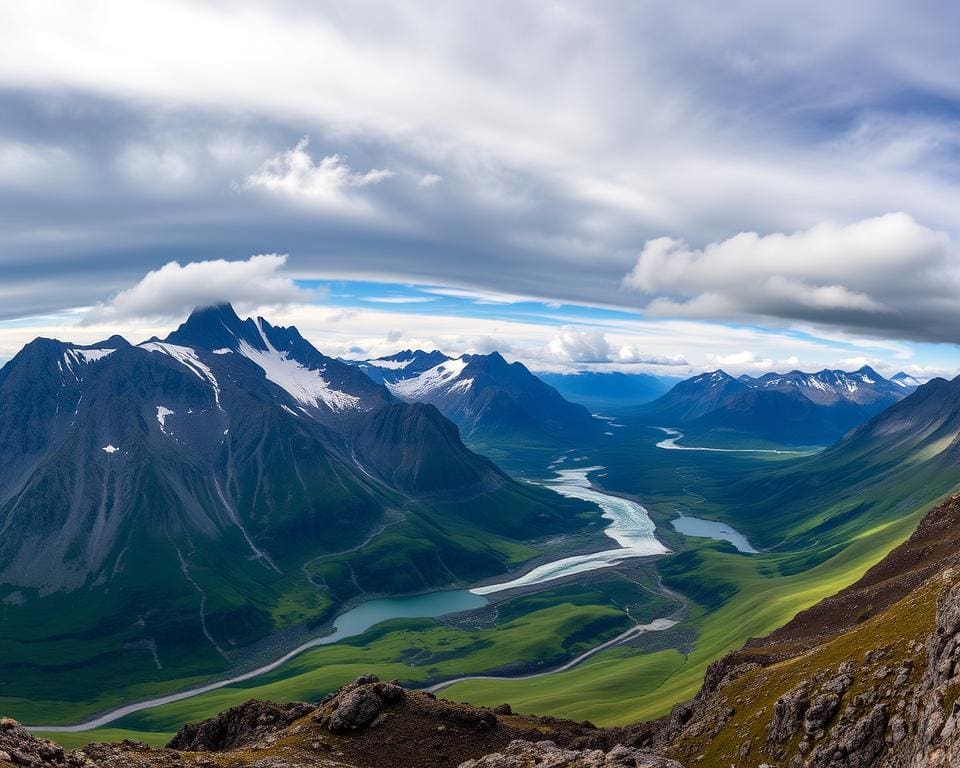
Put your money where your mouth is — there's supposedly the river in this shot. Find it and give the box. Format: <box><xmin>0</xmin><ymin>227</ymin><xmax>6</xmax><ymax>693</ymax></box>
<box><xmin>28</xmin><ymin>467</ymin><xmax>669</xmax><ymax>733</ymax></box>
<box><xmin>654</xmin><ymin>426</ymin><xmax>804</xmax><ymax>454</ymax></box>
<box><xmin>471</xmin><ymin>466</ymin><xmax>668</xmax><ymax>595</ymax></box>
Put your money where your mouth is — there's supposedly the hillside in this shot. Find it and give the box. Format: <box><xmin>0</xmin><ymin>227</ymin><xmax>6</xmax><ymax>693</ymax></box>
<box><xmin>647</xmin><ymin>493</ymin><xmax>960</xmax><ymax>768</ymax></box>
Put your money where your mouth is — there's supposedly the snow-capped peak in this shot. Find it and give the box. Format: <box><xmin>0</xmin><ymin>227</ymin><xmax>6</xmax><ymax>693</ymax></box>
<box><xmin>235</xmin><ymin>318</ymin><xmax>361</xmax><ymax>411</ymax></box>
<box><xmin>388</xmin><ymin>356</ymin><xmax>472</xmax><ymax>399</ymax></box>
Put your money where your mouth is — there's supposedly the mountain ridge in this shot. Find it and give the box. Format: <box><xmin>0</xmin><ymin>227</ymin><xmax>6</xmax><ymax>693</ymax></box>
<box><xmin>352</xmin><ymin>349</ymin><xmax>600</xmax><ymax>443</ymax></box>
<box><xmin>642</xmin><ymin>365</ymin><xmax>916</xmax><ymax>444</ymax></box>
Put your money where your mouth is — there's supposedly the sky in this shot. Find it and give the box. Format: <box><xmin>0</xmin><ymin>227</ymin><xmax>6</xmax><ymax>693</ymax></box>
<box><xmin>3</xmin><ymin>1</ymin><xmax>960</xmax><ymax>379</ymax></box>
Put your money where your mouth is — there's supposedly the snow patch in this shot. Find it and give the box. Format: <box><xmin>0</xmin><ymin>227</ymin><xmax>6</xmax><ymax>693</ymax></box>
<box><xmin>60</xmin><ymin>348</ymin><xmax>116</xmax><ymax>377</ymax></box>
<box><xmin>140</xmin><ymin>342</ymin><xmax>222</xmax><ymax>410</ymax></box>
<box><xmin>388</xmin><ymin>357</ymin><xmax>468</xmax><ymax>399</ymax></box>
<box><xmin>235</xmin><ymin>319</ymin><xmax>360</xmax><ymax>411</ymax></box>
<box><xmin>212</xmin><ymin>348</ymin><xmax>232</xmax><ymax>355</ymax></box>
<box><xmin>366</xmin><ymin>358</ymin><xmax>413</xmax><ymax>370</ymax></box>
<box><xmin>156</xmin><ymin>406</ymin><xmax>174</xmax><ymax>432</ymax></box>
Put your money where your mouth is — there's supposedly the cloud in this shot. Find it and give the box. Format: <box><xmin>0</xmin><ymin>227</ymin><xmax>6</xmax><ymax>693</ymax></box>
<box><xmin>624</xmin><ymin>213</ymin><xmax>960</xmax><ymax>341</ymax></box>
<box><xmin>548</xmin><ymin>327</ymin><xmax>611</xmax><ymax>363</ymax></box>
<box><xmin>615</xmin><ymin>346</ymin><xmax>688</xmax><ymax>366</ymax></box>
<box><xmin>547</xmin><ymin>326</ymin><xmax>688</xmax><ymax>366</ymax></box>
<box><xmin>83</xmin><ymin>254</ymin><xmax>312</xmax><ymax>323</ymax></box>
<box><xmin>243</xmin><ymin>137</ymin><xmax>394</xmax><ymax>210</ymax></box>
<box><xmin>418</xmin><ymin>173</ymin><xmax>442</xmax><ymax>188</ymax></box>
<box><xmin>3</xmin><ymin>1</ymin><xmax>960</xmax><ymax>370</ymax></box>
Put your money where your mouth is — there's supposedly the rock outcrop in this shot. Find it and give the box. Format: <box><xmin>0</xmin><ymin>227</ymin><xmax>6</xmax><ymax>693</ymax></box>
<box><xmin>0</xmin><ymin>676</ymin><xmax>682</xmax><ymax>768</ymax></box>
<box><xmin>458</xmin><ymin>739</ymin><xmax>683</xmax><ymax>767</ymax></box>
<box><xmin>167</xmin><ymin>699</ymin><xmax>316</xmax><ymax>751</ymax></box>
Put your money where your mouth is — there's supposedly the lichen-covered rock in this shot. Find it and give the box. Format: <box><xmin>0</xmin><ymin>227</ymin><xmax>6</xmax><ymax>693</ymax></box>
<box><xmin>803</xmin><ymin>693</ymin><xmax>841</xmax><ymax>734</ymax></box>
<box><xmin>457</xmin><ymin>739</ymin><xmax>683</xmax><ymax>768</ymax></box>
<box><xmin>770</xmin><ymin>682</ymin><xmax>810</xmax><ymax>743</ymax></box>
<box><xmin>168</xmin><ymin>699</ymin><xmax>316</xmax><ymax>751</ymax></box>
<box><xmin>328</xmin><ymin>688</ymin><xmax>383</xmax><ymax>732</ymax></box>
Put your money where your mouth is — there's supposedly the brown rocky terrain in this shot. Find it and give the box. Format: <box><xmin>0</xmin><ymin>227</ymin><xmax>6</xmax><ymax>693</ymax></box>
<box><xmin>0</xmin><ymin>676</ymin><xmax>677</xmax><ymax>768</ymax></box>
<box><xmin>638</xmin><ymin>494</ymin><xmax>960</xmax><ymax>767</ymax></box>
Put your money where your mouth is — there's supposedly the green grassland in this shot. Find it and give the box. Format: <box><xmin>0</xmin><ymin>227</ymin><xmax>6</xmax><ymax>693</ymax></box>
<box><xmin>33</xmin><ymin>574</ymin><xmax>674</xmax><ymax>745</ymax></box>
<box><xmin>0</xmin><ymin>481</ymin><xmax>597</xmax><ymax>726</ymax></box>
<box><xmin>26</xmin><ymin>414</ymin><xmax>960</xmax><ymax>745</ymax></box>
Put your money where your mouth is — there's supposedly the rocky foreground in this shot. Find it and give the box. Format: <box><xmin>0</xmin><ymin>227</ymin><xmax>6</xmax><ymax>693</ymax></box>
<box><xmin>0</xmin><ymin>675</ymin><xmax>679</xmax><ymax>768</ymax></box>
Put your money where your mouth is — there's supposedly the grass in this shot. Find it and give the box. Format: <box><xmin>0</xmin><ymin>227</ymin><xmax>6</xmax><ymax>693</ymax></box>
<box><xmin>20</xmin><ymin>414</ymin><xmax>960</xmax><ymax>746</ymax></box>
<box><xmin>666</xmin><ymin>567</ymin><xmax>953</xmax><ymax>767</ymax></box>
<box><xmin>439</xmin><ymin>507</ymin><xmax>920</xmax><ymax>724</ymax></box>
<box><xmin>23</xmin><ymin>574</ymin><xmax>668</xmax><ymax>744</ymax></box>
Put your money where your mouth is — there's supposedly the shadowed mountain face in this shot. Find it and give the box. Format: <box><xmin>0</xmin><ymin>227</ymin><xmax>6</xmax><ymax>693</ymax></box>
<box><xmin>0</xmin><ymin>305</ymin><xmax>591</xmax><ymax>706</ymax></box>
<box><xmin>538</xmin><ymin>371</ymin><xmax>672</xmax><ymax>410</ymax></box>
<box><xmin>642</xmin><ymin>367</ymin><xmax>915</xmax><ymax>444</ymax></box>
<box><xmin>353</xmin><ymin>350</ymin><xmax>600</xmax><ymax>443</ymax></box>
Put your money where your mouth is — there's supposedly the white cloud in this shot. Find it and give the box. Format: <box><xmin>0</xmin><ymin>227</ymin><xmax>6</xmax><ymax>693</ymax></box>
<box><xmin>83</xmin><ymin>254</ymin><xmax>312</xmax><ymax>323</ymax></box>
<box><xmin>615</xmin><ymin>346</ymin><xmax>688</xmax><ymax>366</ymax></box>
<box><xmin>624</xmin><ymin>213</ymin><xmax>960</xmax><ymax>339</ymax></box>
<box><xmin>243</xmin><ymin>137</ymin><xmax>394</xmax><ymax>210</ymax></box>
<box><xmin>548</xmin><ymin>327</ymin><xmax>611</xmax><ymax>363</ymax></box>
<box><xmin>547</xmin><ymin>326</ymin><xmax>688</xmax><ymax>366</ymax></box>
<box><xmin>418</xmin><ymin>172</ymin><xmax>443</xmax><ymax>188</ymax></box>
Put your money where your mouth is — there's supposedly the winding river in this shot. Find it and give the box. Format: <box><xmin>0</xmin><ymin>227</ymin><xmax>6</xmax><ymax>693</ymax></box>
<box><xmin>471</xmin><ymin>467</ymin><xmax>668</xmax><ymax>595</ymax></box>
<box><xmin>29</xmin><ymin>466</ymin><xmax>667</xmax><ymax>733</ymax></box>
<box><xmin>654</xmin><ymin>426</ymin><xmax>805</xmax><ymax>454</ymax></box>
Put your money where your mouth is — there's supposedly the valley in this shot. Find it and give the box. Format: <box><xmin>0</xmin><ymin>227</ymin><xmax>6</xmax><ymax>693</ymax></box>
<box><xmin>4</xmin><ymin>307</ymin><xmax>959</xmax><ymax>765</ymax></box>
<box><xmin>27</xmin><ymin>395</ymin><xmax>945</xmax><ymax>748</ymax></box>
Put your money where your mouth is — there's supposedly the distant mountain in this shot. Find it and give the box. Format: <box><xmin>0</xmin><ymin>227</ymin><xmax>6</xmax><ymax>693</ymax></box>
<box><xmin>724</xmin><ymin>373</ymin><xmax>960</xmax><ymax>551</ymax></box>
<box><xmin>643</xmin><ymin>366</ymin><xmax>913</xmax><ymax>444</ymax></box>
<box><xmin>0</xmin><ymin>305</ymin><xmax>592</xmax><ymax>706</ymax></box>
<box><xmin>642</xmin><ymin>370</ymin><xmax>753</xmax><ymax>422</ymax></box>
<box><xmin>891</xmin><ymin>371</ymin><xmax>922</xmax><ymax>389</ymax></box>
<box><xmin>827</xmin><ymin>374</ymin><xmax>960</xmax><ymax>459</ymax></box>
<box><xmin>352</xmin><ymin>350</ymin><xmax>600</xmax><ymax>443</ymax></box>
<box><xmin>537</xmin><ymin>371</ymin><xmax>672</xmax><ymax>409</ymax></box>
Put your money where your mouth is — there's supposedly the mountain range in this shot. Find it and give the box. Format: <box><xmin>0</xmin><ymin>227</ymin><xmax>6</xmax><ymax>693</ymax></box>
<box><xmin>537</xmin><ymin>371</ymin><xmax>672</xmax><ymax>410</ymax></box>
<box><xmin>0</xmin><ymin>304</ymin><xmax>593</xmax><ymax>705</ymax></box>
<box><xmin>352</xmin><ymin>350</ymin><xmax>600</xmax><ymax>443</ymax></box>
<box><xmin>642</xmin><ymin>366</ymin><xmax>917</xmax><ymax>444</ymax></box>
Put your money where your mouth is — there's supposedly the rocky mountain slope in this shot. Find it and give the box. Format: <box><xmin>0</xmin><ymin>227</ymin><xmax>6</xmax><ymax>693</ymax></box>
<box><xmin>353</xmin><ymin>350</ymin><xmax>600</xmax><ymax>443</ymax></box>
<box><xmin>639</xmin><ymin>493</ymin><xmax>960</xmax><ymax>767</ymax></box>
<box><xmin>0</xmin><ymin>305</ymin><xmax>591</xmax><ymax>716</ymax></box>
<box><xmin>643</xmin><ymin>366</ymin><xmax>915</xmax><ymax>444</ymax></box>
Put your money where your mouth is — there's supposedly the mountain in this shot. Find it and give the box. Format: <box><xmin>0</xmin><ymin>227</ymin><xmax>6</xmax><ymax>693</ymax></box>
<box><xmin>641</xmin><ymin>370</ymin><xmax>752</xmax><ymax>422</ymax></box>
<box><xmin>891</xmin><ymin>370</ymin><xmax>922</xmax><ymax>389</ymax></box>
<box><xmin>352</xmin><ymin>350</ymin><xmax>600</xmax><ymax>443</ymax></box>
<box><xmin>718</xmin><ymin>374</ymin><xmax>960</xmax><ymax>552</ymax></box>
<box><xmin>642</xmin><ymin>366</ymin><xmax>913</xmax><ymax>444</ymax></box>
<box><xmin>0</xmin><ymin>304</ymin><xmax>592</xmax><ymax>710</ymax></box>
<box><xmin>651</xmin><ymin>493</ymin><xmax>960</xmax><ymax>768</ymax></box>
<box><xmin>537</xmin><ymin>371</ymin><xmax>672</xmax><ymax>409</ymax></box>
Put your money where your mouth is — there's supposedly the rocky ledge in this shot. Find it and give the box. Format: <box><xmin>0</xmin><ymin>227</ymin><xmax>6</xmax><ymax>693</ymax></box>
<box><xmin>0</xmin><ymin>675</ymin><xmax>683</xmax><ymax>768</ymax></box>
